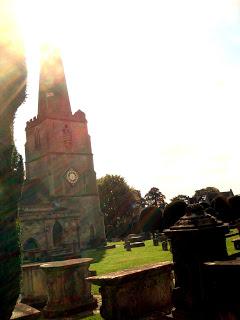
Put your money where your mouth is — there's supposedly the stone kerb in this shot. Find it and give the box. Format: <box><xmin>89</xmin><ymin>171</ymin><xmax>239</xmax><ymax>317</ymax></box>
<box><xmin>87</xmin><ymin>261</ymin><xmax>173</xmax><ymax>320</ymax></box>
<box><xmin>40</xmin><ymin>258</ymin><xmax>96</xmax><ymax>318</ymax></box>
<box><xmin>21</xmin><ymin>262</ymin><xmax>47</xmax><ymax>307</ymax></box>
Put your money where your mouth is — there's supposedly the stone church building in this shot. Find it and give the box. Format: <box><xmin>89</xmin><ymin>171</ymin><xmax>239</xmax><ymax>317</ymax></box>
<box><xmin>19</xmin><ymin>47</ymin><xmax>106</xmax><ymax>261</ymax></box>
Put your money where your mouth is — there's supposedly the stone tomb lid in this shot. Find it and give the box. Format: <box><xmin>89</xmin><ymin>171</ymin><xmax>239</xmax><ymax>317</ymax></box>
<box><xmin>22</xmin><ymin>262</ymin><xmax>42</xmax><ymax>269</ymax></box>
<box><xmin>40</xmin><ymin>258</ymin><xmax>93</xmax><ymax>269</ymax></box>
<box><xmin>204</xmin><ymin>259</ymin><xmax>240</xmax><ymax>268</ymax></box>
<box><xmin>86</xmin><ymin>261</ymin><xmax>173</xmax><ymax>286</ymax></box>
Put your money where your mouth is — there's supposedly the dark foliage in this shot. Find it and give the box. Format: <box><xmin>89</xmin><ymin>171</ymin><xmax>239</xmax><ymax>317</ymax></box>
<box><xmin>228</xmin><ymin>195</ymin><xmax>240</xmax><ymax>222</ymax></box>
<box><xmin>162</xmin><ymin>200</ymin><xmax>187</xmax><ymax>230</ymax></box>
<box><xmin>0</xmin><ymin>4</ymin><xmax>26</xmax><ymax>318</ymax></box>
<box><xmin>171</xmin><ymin>194</ymin><xmax>191</xmax><ymax>204</ymax></box>
<box><xmin>211</xmin><ymin>196</ymin><xmax>231</xmax><ymax>223</ymax></box>
<box><xmin>135</xmin><ymin>206</ymin><xmax>163</xmax><ymax>233</ymax></box>
<box><xmin>97</xmin><ymin>174</ymin><xmax>136</xmax><ymax>239</ymax></box>
<box><xmin>193</xmin><ymin>186</ymin><xmax>220</xmax><ymax>202</ymax></box>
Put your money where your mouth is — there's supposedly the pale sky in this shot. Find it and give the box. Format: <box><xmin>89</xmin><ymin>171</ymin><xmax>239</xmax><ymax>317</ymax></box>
<box><xmin>13</xmin><ymin>0</ymin><xmax>240</xmax><ymax>200</ymax></box>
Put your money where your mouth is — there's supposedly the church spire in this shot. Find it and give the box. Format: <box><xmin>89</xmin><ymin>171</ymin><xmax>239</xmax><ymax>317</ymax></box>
<box><xmin>38</xmin><ymin>45</ymin><xmax>72</xmax><ymax>119</ymax></box>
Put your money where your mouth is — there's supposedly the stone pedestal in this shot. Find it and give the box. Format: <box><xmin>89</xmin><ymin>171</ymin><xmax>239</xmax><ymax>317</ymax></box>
<box><xmin>41</xmin><ymin>258</ymin><xmax>96</xmax><ymax>318</ymax></box>
<box><xmin>87</xmin><ymin>262</ymin><xmax>173</xmax><ymax>320</ymax></box>
<box><xmin>21</xmin><ymin>263</ymin><xmax>47</xmax><ymax>307</ymax></box>
<box><xmin>164</xmin><ymin>204</ymin><xmax>228</xmax><ymax>319</ymax></box>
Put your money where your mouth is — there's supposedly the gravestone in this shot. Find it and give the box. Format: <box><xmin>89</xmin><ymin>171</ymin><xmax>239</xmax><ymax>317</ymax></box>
<box><xmin>162</xmin><ymin>241</ymin><xmax>168</xmax><ymax>251</ymax></box>
<box><xmin>153</xmin><ymin>232</ymin><xmax>159</xmax><ymax>246</ymax></box>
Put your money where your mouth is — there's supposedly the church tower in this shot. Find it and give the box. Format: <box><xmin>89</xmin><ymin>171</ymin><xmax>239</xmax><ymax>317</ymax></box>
<box><xmin>19</xmin><ymin>46</ymin><xmax>106</xmax><ymax>262</ymax></box>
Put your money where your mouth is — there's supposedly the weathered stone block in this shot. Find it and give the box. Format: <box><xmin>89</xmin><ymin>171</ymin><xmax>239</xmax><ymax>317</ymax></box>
<box><xmin>21</xmin><ymin>263</ymin><xmax>47</xmax><ymax>307</ymax></box>
<box><xmin>41</xmin><ymin>258</ymin><xmax>96</xmax><ymax>318</ymax></box>
<box><xmin>87</xmin><ymin>262</ymin><xmax>173</xmax><ymax>320</ymax></box>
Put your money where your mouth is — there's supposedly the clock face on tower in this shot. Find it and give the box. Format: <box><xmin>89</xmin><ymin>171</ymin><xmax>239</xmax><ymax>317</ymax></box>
<box><xmin>66</xmin><ymin>168</ymin><xmax>79</xmax><ymax>184</ymax></box>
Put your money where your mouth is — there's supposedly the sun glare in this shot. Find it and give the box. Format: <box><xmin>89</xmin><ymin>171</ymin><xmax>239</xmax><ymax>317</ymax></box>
<box><xmin>13</xmin><ymin>0</ymin><xmax>67</xmax><ymax>50</ymax></box>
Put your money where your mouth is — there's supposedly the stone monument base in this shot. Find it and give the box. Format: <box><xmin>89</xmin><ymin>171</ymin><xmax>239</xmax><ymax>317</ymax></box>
<box><xmin>43</xmin><ymin>299</ymin><xmax>97</xmax><ymax>319</ymax></box>
<box><xmin>41</xmin><ymin>258</ymin><xmax>96</xmax><ymax>319</ymax></box>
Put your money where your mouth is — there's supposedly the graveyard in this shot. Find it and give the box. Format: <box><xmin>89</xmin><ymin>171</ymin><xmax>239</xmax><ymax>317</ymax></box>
<box><xmin>3</xmin><ymin>2</ymin><xmax>240</xmax><ymax>320</ymax></box>
<box><xmin>16</xmin><ymin>225</ymin><xmax>240</xmax><ymax>320</ymax></box>
<box><xmin>5</xmin><ymin>41</ymin><xmax>240</xmax><ymax>320</ymax></box>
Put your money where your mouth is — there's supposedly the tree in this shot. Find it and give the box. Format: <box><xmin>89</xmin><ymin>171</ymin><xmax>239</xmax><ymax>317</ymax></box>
<box><xmin>162</xmin><ymin>200</ymin><xmax>187</xmax><ymax>230</ymax></box>
<box><xmin>97</xmin><ymin>175</ymin><xmax>136</xmax><ymax>239</ymax></box>
<box><xmin>228</xmin><ymin>195</ymin><xmax>240</xmax><ymax>222</ymax></box>
<box><xmin>133</xmin><ymin>190</ymin><xmax>146</xmax><ymax>208</ymax></box>
<box><xmin>9</xmin><ymin>146</ymin><xmax>24</xmax><ymax>203</ymax></box>
<box><xmin>193</xmin><ymin>187</ymin><xmax>220</xmax><ymax>202</ymax></box>
<box><xmin>171</xmin><ymin>194</ymin><xmax>190</xmax><ymax>204</ymax></box>
<box><xmin>144</xmin><ymin>187</ymin><xmax>166</xmax><ymax>208</ymax></box>
<box><xmin>135</xmin><ymin>206</ymin><xmax>163</xmax><ymax>234</ymax></box>
<box><xmin>0</xmin><ymin>4</ymin><xmax>26</xmax><ymax>318</ymax></box>
<box><xmin>211</xmin><ymin>195</ymin><xmax>231</xmax><ymax>223</ymax></box>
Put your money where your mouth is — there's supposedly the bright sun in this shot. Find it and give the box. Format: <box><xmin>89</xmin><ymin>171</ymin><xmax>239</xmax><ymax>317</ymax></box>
<box><xmin>13</xmin><ymin>0</ymin><xmax>68</xmax><ymax>50</ymax></box>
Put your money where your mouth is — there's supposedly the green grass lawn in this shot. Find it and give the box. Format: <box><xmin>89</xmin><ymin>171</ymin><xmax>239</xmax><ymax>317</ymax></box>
<box><xmin>225</xmin><ymin>230</ymin><xmax>240</xmax><ymax>255</ymax></box>
<box><xmin>82</xmin><ymin>240</ymin><xmax>172</xmax><ymax>295</ymax></box>
<box><xmin>82</xmin><ymin>241</ymin><xmax>172</xmax><ymax>277</ymax></box>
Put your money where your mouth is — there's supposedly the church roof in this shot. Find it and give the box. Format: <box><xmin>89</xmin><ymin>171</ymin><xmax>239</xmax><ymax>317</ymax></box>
<box><xmin>205</xmin><ymin>189</ymin><xmax>234</xmax><ymax>204</ymax></box>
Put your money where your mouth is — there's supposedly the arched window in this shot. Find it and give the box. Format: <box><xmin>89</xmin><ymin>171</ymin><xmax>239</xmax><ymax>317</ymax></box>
<box><xmin>23</xmin><ymin>238</ymin><xmax>39</xmax><ymax>251</ymax></box>
<box><xmin>53</xmin><ymin>221</ymin><xmax>63</xmax><ymax>247</ymax></box>
<box><xmin>34</xmin><ymin>127</ymin><xmax>41</xmax><ymax>149</ymax></box>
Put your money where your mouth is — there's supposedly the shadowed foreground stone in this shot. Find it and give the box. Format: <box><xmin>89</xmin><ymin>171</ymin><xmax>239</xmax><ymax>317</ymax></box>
<box><xmin>41</xmin><ymin>258</ymin><xmax>96</xmax><ymax>318</ymax></box>
<box><xmin>21</xmin><ymin>262</ymin><xmax>47</xmax><ymax>307</ymax></box>
<box><xmin>11</xmin><ymin>303</ymin><xmax>40</xmax><ymax>320</ymax></box>
<box><xmin>204</xmin><ymin>260</ymin><xmax>240</xmax><ymax>318</ymax></box>
<box><xmin>87</xmin><ymin>262</ymin><xmax>173</xmax><ymax>320</ymax></box>
<box><xmin>164</xmin><ymin>204</ymin><xmax>228</xmax><ymax>319</ymax></box>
